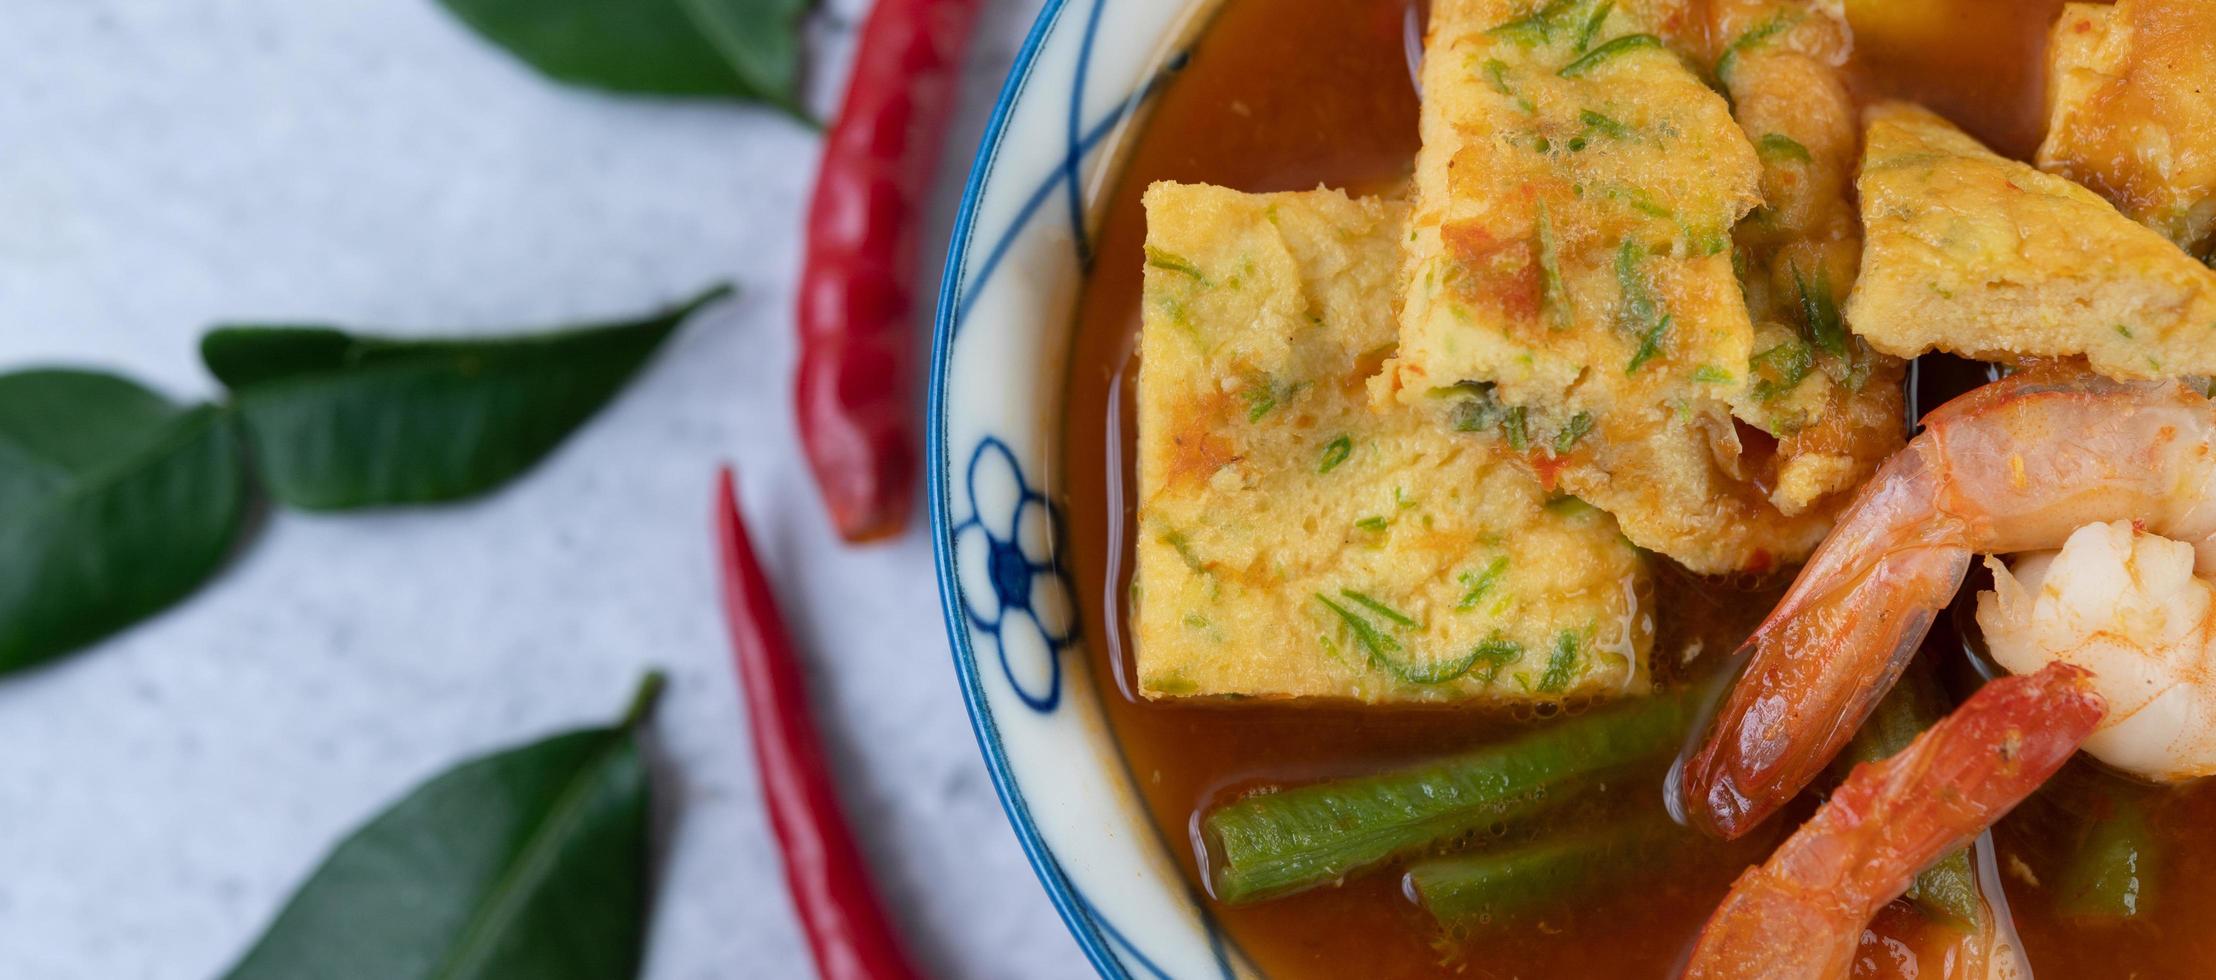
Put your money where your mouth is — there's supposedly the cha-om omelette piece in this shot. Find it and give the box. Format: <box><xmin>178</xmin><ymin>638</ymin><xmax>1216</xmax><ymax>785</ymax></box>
<box><xmin>1386</xmin><ymin>0</ymin><xmax>1828</xmax><ymax>574</ymax></box>
<box><xmin>1849</xmin><ymin>102</ymin><xmax>2216</xmax><ymax>380</ymax></box>
<box><xmin>1136</xmin><ymin>182</ymin><xmax>1651</xmax><ymax>703</ymax></box>
<box><xmin>2040</xmin><ymin>0</ymin><xmax>2216</xmax><ymax>259</ymax></box>
<box><xmin>1703</xmin><ymin>0</ymin><xmax>1905</xmax><ymax>516</ymax></box>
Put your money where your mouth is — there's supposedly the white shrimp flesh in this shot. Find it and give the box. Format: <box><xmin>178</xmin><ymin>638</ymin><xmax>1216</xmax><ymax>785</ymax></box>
<box><xmin>1978</xmin><ymin>520</ymin><xmax>2216</xmax><ymax>783</ymax></box>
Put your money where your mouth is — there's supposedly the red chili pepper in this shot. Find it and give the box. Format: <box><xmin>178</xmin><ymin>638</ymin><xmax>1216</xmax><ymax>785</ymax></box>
<box><xmin>795</xmin><ymin>0</ymin><xmax>985</xmax><ymax>542</ymax></box>
<box><xmin>715</xmin><ymin>467</ymin><xmax>925</xmax><ymax>980</ymax></box>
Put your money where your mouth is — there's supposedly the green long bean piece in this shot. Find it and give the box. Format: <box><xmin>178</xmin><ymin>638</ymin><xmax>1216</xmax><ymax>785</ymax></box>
<box><xmin>1904</xmin><ymin>850</ymin><xmax>1983</xmax><ymax>930</ymax></box>
<box><xmin>2054</xmin><ymin>778</ymin><xmax>2160</xmax><ymax>921</ymax></box>
<box><xmin>1202</xmin><ymin>693</ymin><xmax>1689</xmax><ymax>904</ymax></box>
<box><xmin>1405</xmin><ymin>821</ymin><xmax>1668</xmax><ymax>929</ymax></box>
<box><xmin>1844</xmin><ymin>662</ymin><xmax>1981</xmax><ymax>928</ymax></box>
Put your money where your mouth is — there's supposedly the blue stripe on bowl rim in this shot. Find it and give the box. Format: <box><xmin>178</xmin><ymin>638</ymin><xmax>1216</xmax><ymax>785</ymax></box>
<box><xmin>926</xmin><ymin>1</ymin><xmax>1236</xmax><ymax>977</ymax></box>
<box><xmin>927</xmin><ymin>1</ymin><xmax>1123</xmax><ymax>976</ymax></box>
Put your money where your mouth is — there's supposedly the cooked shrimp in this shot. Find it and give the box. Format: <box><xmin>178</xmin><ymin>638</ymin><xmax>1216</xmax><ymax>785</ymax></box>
<box><xmin>1979</xmin><ymin>520</ymin><xmax>2216</xmax><ymax>782</ymax></box>
<box><xmin>1681</xmin><ymin>662</ymin><xmax>2105</xmax><ymax>980</ymax></box>
<box><xmin>1676</xmin><ymin>370</ymin><xmax>2216</xmax><ymax>838</ymax></box>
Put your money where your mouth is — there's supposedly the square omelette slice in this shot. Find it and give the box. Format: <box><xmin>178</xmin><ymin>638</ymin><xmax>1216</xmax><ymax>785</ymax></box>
<box><xmin>1383</xmin><ymin>0</ymin><xmax>1831</xmax><ymax>575</ymax></box>
<box><xmin>1135</xmin><ymin>181</ymin><xmax>1651</xmax><ymax>704</ymax></box>
<box><xmin>1849</xmin><ymin>102</ymin><xmax>2216</xmax><ymax>381</ymax></box>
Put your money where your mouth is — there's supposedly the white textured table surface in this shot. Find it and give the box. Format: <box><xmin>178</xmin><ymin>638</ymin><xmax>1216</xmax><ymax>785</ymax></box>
<box><xmin>0</xmin><ymin>2</ymin><xmax>1085</xmax><ymax>977</ymax></box>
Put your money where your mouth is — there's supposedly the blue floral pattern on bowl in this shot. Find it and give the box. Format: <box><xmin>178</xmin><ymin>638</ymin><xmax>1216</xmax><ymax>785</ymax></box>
<box><xmin>951</xmin><ymin>437</ymin><xmax>1078</xmax><ymax>712</ymax></box>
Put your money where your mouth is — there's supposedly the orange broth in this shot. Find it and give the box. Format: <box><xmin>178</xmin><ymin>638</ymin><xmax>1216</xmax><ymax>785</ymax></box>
<box><xmin>1054</xmin><ymin>1</ymin><xmax>2216</xmax><ymax>975</ymax></box>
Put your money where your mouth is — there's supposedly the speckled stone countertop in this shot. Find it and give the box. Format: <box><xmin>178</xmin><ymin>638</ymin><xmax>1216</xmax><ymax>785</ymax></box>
<box><xmin>0</xmin><ymin>2</ymin><xmax>1085</xmax><ymax>976</ymax></box>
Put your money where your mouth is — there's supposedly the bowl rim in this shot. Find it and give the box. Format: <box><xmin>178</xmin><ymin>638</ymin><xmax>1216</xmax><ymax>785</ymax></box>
<box><xmin>926</xmin><ymin>0</ymin><xmax>1135</xmax><ymax>976</ymax></box>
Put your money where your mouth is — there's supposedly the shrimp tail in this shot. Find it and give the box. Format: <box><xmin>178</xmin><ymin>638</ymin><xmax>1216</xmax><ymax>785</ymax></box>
<box><xmin>1679</xmin><ymin>442</ymin><xmax>1973</xmax><ymax>838</ymax></box>
<box><xmin>1680</xmin><ymin>661</ymin><xmax>2106</xmax><ymax>980</ymax></box>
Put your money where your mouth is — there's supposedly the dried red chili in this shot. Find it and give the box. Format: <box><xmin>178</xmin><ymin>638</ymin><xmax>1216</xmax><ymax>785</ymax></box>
<box><xmin>795</xmin><ymin>0</ymin><xmax>986</xmax><ymax>542</ymax></box>
<box><xmin>715</xmin><ymin>467</ymin><xmax>925</xmax><ymax>980</ymax></box>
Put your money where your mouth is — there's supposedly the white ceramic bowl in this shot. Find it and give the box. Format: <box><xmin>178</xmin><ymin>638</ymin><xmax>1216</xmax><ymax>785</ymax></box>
<box><xmin>927</xmin><ymin>1</ymin><xmax>1259</xmax><ymax>976</ymax></box>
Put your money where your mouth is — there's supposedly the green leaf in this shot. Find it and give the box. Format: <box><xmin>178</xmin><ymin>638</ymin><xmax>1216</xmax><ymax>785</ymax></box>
<box><xmin>1715</xmin><ymin>13</ymin><xmax>1796</xmax><ymax>85</ymax></box>
<box><xmin>1572</xmin><ymin>0</ymin><xmax>1614</xmax><ymax>52</ymax></box>
<box><xmin>1626</xmin><ymin>314</ymin><xmax>1672</xmax><ymax>373</ymax></box>
<box><xmin>1487</xmin><ymin>0</ymin><xmax>1583</xmax><ymax>44</ymax></box>
<box><xmin>1456</xmin><ymin>556</ymin><xmax>1511</xmax><ymax>609</ymax></box>
<box><xmin>1558</xmin><ymin>33</ymin><xmax>1662</xmax><ymax>78</ymax></box>
<box><xmin>0</xmin><ymin>370</ymin><xmax>248</xmax><ymax>673</ymax></box>
<box><xmin>1316</xmin><ymin>593</ymin><xmax>1404</xmax><ymax>657</ymax></box>
<box><xmin>224</xmin><ymin>673</ymin><xmax>663</xmax><ymax>980</ymax></box>
<box><xmin>204</xmin><ymin>285</ymin><xmax>730</xmax><ymax>510</ymax></box>
<box><xmin>1750</xmin><ymin>340</ymin><xmax>1814</xmax><ymax>401</ymax></box>
<box><xmin>1318</xmin><ymin>435</ymin><xmax>1354</xmax><ymax>472</ymax></box>
<box><xmin>1144</xmin><ymin>245</ymin><xmax>1207</xmax><ymax>281</ymax></box>
<box><xmin>1613</xmin><ymin>240</ymin><xmax>1661</xmax><ymax>336</ymax></box>
<box><xmin>435</xmin><ymin>0</ymin><xmax>807</xmax><ymax>112</ymax></box>
<box><xmin>1756</xmin><ymin>133</ymin><xmax>1812</xmax><ymax>163</ymax></box>
<box><xmin>1577</xmin><ymin>109</ymin><xmax>1634</xmax><ymax>141</ymax></box>
<box><xmin>677</xmin><ymin>0</ymin><xmax>812</xmax><ymax>109</ymax></box>
<box><xmin>1551</xmin><ymin>411</ymin><xmax>1595</xmax><ymax>453</ymax></box>
<box><xmin>1339</xmin><ymin>588</ymin><xmax>1418</xmax><ymax>628</ymax></box>
<box><xmin>1447</xmin><ymin>381</ymin><xmax>1510</xmax><ymax>433</ymax></box>
<box><xmin>1535</xmin><ymin>200</ymin><xmax>1572</xmax><ymax>330</ymax></box>
<box><xmin>1535</xmin><ymin>630</ymin><xmax>1580</xmax><ymax>693</ymax></box>
<box><xmin>1791</xmin><ymin>262</ymin><xmax>1848</xmax><ymax>356</ymax></box>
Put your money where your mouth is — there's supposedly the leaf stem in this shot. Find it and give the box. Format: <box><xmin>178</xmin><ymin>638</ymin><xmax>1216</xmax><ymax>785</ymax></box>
<box><xmin>623</xmin><ymin>670</ymin><xmax>669</xmax><ymax>729</ymax></box>
<box><xmin>675</xmin><ymin>282</ymin><xmax>740</xmax><ymax>317</ymax></box>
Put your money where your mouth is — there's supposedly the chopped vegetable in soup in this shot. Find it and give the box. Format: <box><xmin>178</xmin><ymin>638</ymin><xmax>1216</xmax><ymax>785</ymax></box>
<box><xmin>1064</xmin><ymin>0</ymin><xmax>2216</xmax><ymax>976</ymax></box>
